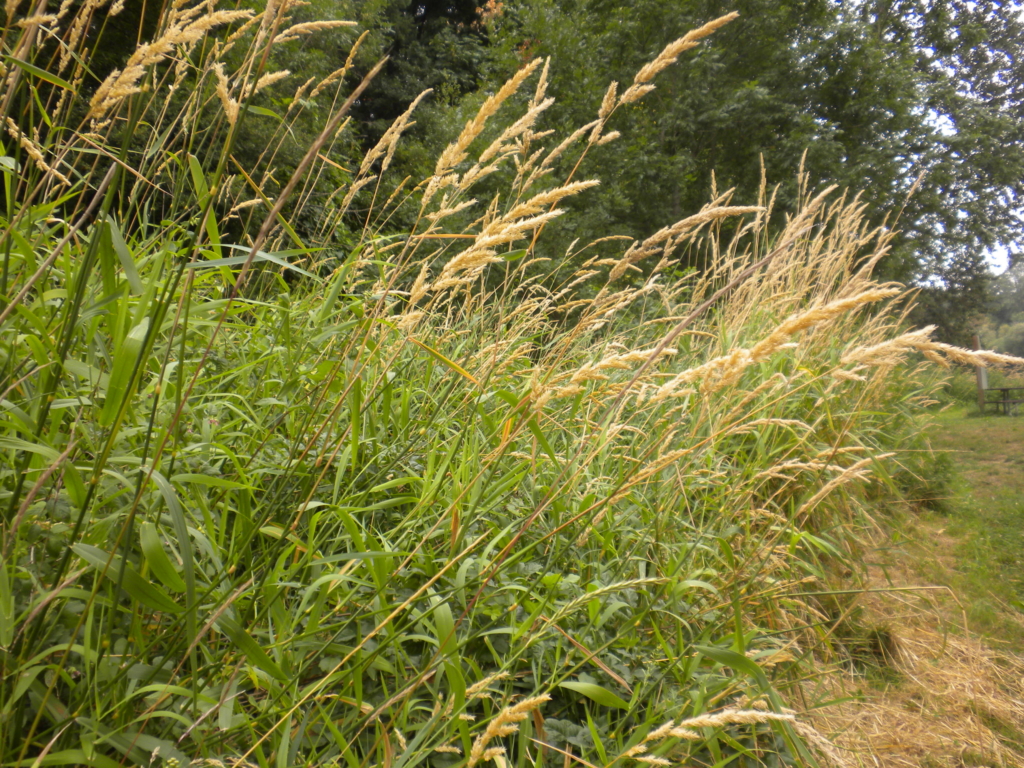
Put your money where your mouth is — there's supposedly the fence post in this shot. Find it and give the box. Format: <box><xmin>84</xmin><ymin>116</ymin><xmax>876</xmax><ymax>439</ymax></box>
<box><xmin>973</xmin><ymin>334</ymin><xmax>987</xmax><ymax>413</ymax></box>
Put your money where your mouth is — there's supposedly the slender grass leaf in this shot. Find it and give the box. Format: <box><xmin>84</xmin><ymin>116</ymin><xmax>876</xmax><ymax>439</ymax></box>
<box><xmin>3</xmin><ymin>749</ymin><xmax>122</xmax><ymax>768</ymax></box>
<box><xmin>215</xmin><ymin>615</ymin><xmax>288</xmax><ymax>681</ymax></box>
<box><xmin>171</xmin><ymin>473</ymin><xmax>248</xmax><ymax>489</ymax></box>
<box><xmin>369</xmin><ymin>476</ymin><xmax>424</xmax><ymax>493</ymax></box>
<box><xmin>0</xmin><ymin>556</ymin><xmax>12</xmax><ymax>647</ymax></box>
<box><xmin>187</xmin><ymin>154</ymin><xmax>210</xmax><ymax>204</ymax></box>
<box><xmin>526</xmin><ymin>416</ymin><xmax>560</xmax><ymax>466</ymax></box>
<box><xmin>105</xmin><ymin>216</ymin><xmax>143</xmax><ymax>294</ymax></box>
<box><xmin>228</xmin><ymin>156</ymin><xmax>308</xmax><ymax>248</ymax></box>
<box><xmin>313</xmin><ymin>552</ymin><xmax>407</xmax><ymax>564</ymax></box>
<box><xmin>139</xmin><ymin>523</ymin><xmax>186</xmax><ymax>593</ymax></box>
<box><xmin>558</xmin><ymin>682</ymin><xmax>629</xmax><ymax>710</ymax></box>
<box><xmin>0</xmin><ymin>400</ymin><xmax>35</xmax><ymax>434</ymax></box>
<box><xmin>0</xmin><ymin>437</ymin><xmax>60</xmax><ymax>461</ymax></box>
<box><xmin>187</xmin><ymin>154</ymin><xmax>224</xmax><ymax>260</ymax></box>
<box><xmin>78</xmin><ymin>717</ymin><xmax>188</xmax><ymax>766</ymax></box>
<box><xmin>128</xmin><ymin>684</ymin><xmax>203</xmax><ymax>699</ymax></box>
<box><xmin>316</xmin><ymin>245</ymin><xmax>362</xmax><ymax>323</ymax></box>
<box><xmin>3</xmin><ymin>56</ymin><xmax>74</xmax><ymax>90</ymax></box>
<box><xmin>72</xmin><ymin>544</ymin><xmax>183</xmax><ymax>614</ymax></box>
<box><xmin>218</xmin><ymin>675</ymin><xmax>239</xmax><ymax>730</ymax></box>
<box><xmin>186</xmin><ymin>250</ymin><xmax>318</xmax><ymax>280</ymax></box>
<box><xmin>99</xmin><ymin>318</ymin><xmax>149</xmax><ymax>428</ymax></box>
<box><xmin>406</xmin><ymin>337</ymin><xmax>479</xmax><ymax>386</ymax></box>
<box><xmin>150</xmin><ymin>462</ymin><xmax>200</xmax><ymax>672</ymax></box>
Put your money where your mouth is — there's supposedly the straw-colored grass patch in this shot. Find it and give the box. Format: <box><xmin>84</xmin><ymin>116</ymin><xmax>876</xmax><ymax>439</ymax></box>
<box><xmin>810</xmin><ymin>521</ymin><xmax>1024</xmax><ymax>767</ymax></box>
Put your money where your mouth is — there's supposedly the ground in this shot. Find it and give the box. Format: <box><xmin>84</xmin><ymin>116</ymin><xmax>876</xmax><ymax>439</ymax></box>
<box><xmin>807</xmin><ymin>407</ymin><xmax>1024</xmax><ymax>768</ymax></box>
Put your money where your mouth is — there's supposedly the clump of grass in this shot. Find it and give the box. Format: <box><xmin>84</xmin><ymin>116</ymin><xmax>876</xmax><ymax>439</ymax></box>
<box><xmin>3</xmin><ymin>3</ymin><xmax>1024</xmax><ymax>768</ymax></box>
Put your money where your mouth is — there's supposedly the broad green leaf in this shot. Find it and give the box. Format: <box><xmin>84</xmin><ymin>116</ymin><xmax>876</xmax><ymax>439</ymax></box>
<box><xmin>62</xmin><ymin>359</ymin><xmax>108</xmax><ymax>391</ymax></box>
<box><xmin>63</xmin><ymin>463</ymin><xmax>87</xmax><ymax>509</ymax></box>
<box><xmin>242</xmin><ymin>103</ymin><xmax>283</xmax><ymax>121</ymax></box>
<box><xmin>693</xmin><ymin>645</ymin><xmax>769</xmax><ymax>690</ymax></box>
<box><xmin>558</xmin><ymin>681</ymin><xmax>629</xmax><ymax>710</ymax></box>
<box><xmin>2</xmin><ymin>665</ymin><xmax>45</xmax><ymax>714</ymax></box>
<box><xmin>433</xmin><ymin>600</ymin><xmax>457</xmax><ymax>656</ymax></box>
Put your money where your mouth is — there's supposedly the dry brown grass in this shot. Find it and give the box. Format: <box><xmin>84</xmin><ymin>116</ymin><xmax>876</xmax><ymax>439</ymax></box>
<box><xmin>808</xmin><ymin>523</ymin><xmax>1024</xmax><ymax>767</ymax></box>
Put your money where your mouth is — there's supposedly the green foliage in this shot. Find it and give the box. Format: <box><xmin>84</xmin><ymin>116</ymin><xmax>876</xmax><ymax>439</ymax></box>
<box><xmin>933</xmin><ymin>368</ymin><xmax>978</xmax><ymax>407</ymax></box>
<box><xmin>977</xmin><ymin>261</ymin><xmax>1024</xmax><ymax>356</ymax></box>
<box><xmin>357</xmin><ymin>0</ymin><xmax>1024</xmax><ymax>342</ymax></box>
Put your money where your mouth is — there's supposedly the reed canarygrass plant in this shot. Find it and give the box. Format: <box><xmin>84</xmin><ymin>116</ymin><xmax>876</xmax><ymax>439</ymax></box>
<box><xmin>1</xmin><ymin>3</ymin><xmax>1022</xmax><ymax>768</ymax></box>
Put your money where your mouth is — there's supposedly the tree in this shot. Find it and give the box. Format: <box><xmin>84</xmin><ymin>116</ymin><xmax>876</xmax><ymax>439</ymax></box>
<box><xmin>805</xmin><ymin>1</ymin><xmax>1024</xmax><ymax>342</ymax></box>
<box><xmin>382</xmin><ymin>0</ymin><xmax>1024</xmax><ymax>341</ymax></box>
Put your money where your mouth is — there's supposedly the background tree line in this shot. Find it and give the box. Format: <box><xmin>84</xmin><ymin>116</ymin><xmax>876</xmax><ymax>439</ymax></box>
<box><xmin>76</xmin><ymin>0</ymin><xmax>1024</xmax><ymax>342</ymax></box>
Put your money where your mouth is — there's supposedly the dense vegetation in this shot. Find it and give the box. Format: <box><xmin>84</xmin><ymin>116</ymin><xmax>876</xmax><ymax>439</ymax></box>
<box><xmin>2</xmin><ymin>2</ymin><xmax>1024</xmax><ymax>767</ymax></box>
<box><xmin>78</xmin><ymin>0</ymin><xmax>1022</xmax><ymax>343</ymax></box>
<box><xmin>401</xmin><ymin>0</ymin><xmax>1024</xmax><ymax>345</ymax></box>
<box><xmin>47</xmin><ymin>0</ymin><xmax>1024</xmax><ymax>341</ymax></box>
<box><xmin>979</xmin><ymin>259</ymin><xmax>1024</xmax><ymax>357</ymax></box>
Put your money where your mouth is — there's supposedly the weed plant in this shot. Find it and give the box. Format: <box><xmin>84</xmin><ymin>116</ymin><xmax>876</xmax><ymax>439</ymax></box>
<box><xmin>2</xmin><ymin>3</ymin><xmax>1022</xmax><ymax>768</ymax></box>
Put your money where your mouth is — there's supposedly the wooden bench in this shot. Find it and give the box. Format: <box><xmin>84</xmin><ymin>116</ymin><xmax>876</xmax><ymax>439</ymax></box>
<box><xmin>983</xmin><ymin>386</ymin><xmax>1024</xmax><ymax>415</ymax></box>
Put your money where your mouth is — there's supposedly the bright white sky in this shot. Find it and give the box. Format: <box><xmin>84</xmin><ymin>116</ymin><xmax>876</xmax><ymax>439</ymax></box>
<box><xmin>989</xmin><ymin>245</ymin><xmax>1011</xmax><ymax>273</ymax></box>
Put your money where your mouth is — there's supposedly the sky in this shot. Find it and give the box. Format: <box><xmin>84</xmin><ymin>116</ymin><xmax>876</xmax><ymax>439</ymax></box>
<box><xmin>989</xmin><ymin>246</ymin><xmax>1011</xmax><ymax>274</ymax></box>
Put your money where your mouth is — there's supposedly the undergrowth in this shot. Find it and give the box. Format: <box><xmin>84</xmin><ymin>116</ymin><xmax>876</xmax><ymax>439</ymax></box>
<box><xmin>2</xmin><ymin>3</ymin><xmax>1023</xmax><ymax>768</ymax></box>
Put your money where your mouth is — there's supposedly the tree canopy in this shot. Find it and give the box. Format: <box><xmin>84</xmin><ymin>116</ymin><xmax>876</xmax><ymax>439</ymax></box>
<box><xmin>71</xmin><ymin>0</ymin><xmax>1024</xmax><ymax>341</ymax></box>
<box><xmin>332</xmin><ymin>0</ymin><xmax>1024</xmax><ymax>341</ymax></box>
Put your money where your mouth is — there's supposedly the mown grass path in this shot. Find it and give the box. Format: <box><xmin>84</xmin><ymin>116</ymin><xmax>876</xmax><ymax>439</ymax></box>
<box><xmin>810</xmin><ymin>409</ymin><xmax>1024</xmax><ymax>766</ymax></box>
<box><xmin>925</xmin><ymin>407</ymin><xmax>1024</xmax><ymax>645</ymax></box>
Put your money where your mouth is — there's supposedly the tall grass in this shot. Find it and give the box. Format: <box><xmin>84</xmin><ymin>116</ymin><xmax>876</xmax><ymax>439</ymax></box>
<box><xmin>2</xmin><ymin>3</ymin><xmax>1022</xmax><ymax>768</ymax></box>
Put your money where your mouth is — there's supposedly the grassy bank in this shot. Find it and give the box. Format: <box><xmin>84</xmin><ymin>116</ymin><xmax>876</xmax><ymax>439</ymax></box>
<box><xmin>2</xmin><ymin>3</ymin><xmax>1023</xmax><ymax>767</ymax></box>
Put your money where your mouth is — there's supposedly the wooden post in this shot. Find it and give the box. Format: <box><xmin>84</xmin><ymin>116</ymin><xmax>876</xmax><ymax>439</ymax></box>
<box><xmin>973</xmin><ymin>334</ymin><xmax>987</xmax><ymax>413</ymax></box>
